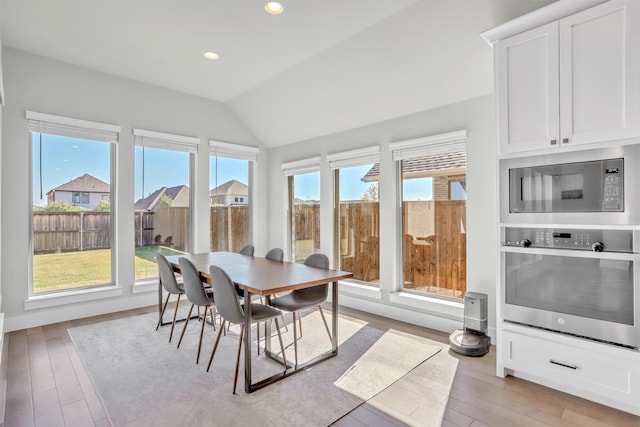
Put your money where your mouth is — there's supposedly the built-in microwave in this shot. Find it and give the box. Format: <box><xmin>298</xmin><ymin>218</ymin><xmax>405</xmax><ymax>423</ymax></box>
<box><xmin>509</xmin><ymin>158</ymin><xmax>624</xmax><ymax>213</ymax></box>
<box><xmin>500</xmin><ymin>145</ymin><xmax>640</xmax><ymax>225</ymax></box>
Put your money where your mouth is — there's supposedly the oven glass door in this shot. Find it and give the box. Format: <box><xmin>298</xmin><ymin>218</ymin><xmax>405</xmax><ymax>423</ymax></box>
<box><xmin>505</xmin><ymin>252</ymin><xmax>634</xmax><ymax>325</ymax></box>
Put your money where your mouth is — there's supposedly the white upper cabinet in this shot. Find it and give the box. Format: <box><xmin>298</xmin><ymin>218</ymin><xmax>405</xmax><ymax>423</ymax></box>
<box><xmin>497</xmin><ymin>0</ymin><xmax>640</xmax><ymax>155</ymax></box>
<box><xmin>497</xmin><ymin>23</ymin><xmax>559</xmax><ymax>153</ymax></box>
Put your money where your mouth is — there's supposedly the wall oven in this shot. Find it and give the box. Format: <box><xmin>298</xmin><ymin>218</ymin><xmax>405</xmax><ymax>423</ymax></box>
<box><xmin>501</xmin><ymin>226</ymin><xmax>640</xmax><ymax>349</ymax></box>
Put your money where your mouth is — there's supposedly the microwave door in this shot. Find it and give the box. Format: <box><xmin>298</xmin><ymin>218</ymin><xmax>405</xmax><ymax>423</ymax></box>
<box><xmin>553</xmin><ymin>162</ymin><xmax>603</xmax><ymax>212</ymax></box>
<box><xmin>511</xmin><ymin>168</ymin><xmax>553</xmax><ymax>212</ymax></box>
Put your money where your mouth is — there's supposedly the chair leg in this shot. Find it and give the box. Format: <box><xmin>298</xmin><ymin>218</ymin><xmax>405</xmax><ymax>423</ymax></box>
<box><xmin>298</xmin><ymin>311</ymin><xmax>303</xmax><ymax>338</ymax></box>
<box><xmin>280</xmin><ymin>313</ymin><xmax>288</xmax><ymax>332</ymax></box>
<box><xmin>156</xmin><ymin>292</ymin><xmax>171</xmax><ymax>330</ymax></box>
<box><xmin>274</xmin><ymin>317</ymin><xmax>287</xmax><ymax>370</ymax></box>
<box><xmin>209</xmin><ymin>306</ymin><xmax>216</xmax><ymax>331</ymax></box>
<box><xmin>207</xmin><ymin>320</ymin><xmax>226</xmax><ymax>372</ymax></box>
<box><xmin>197</xmin><ymin>305</ymin><xmax>207</xmax><ymax>364</ymax></box>
<box><xmin>292</xmin><ymin>311</ymin><xmax>298</xmax><ymax>368</ymax></box>
<box><xmin>317</xmin><ymin>305</ymin><xmax>332</xmax><ymax>342</ymax></box>
<box><xmin>177</xmin><ymin>304</ymin><xmax>195</xmax><ymax>348</ymax></box>
<box><xmin>169</xmin><ymin>293</ymin><xmax>182</xmax><ymax>342</ymax></box>
<box><xmin>233</xmin><ymin>324</ymin><xmax>245</xmax><ymax>394</ymax></box>
<box><xmin>257</xmin><ymin>321</ymin><xmax>261</xmax><ymax>355</ymax></box>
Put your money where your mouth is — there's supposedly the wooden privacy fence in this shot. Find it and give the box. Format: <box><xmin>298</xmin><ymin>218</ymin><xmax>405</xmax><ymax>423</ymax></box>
<box><xmin>34</xmin><ymin>207</ymin><xmax>249</xmax><ymax>254</ymax></box>
<box><xmin>33</xmin><ymin>212</ymin><xmax>111</xmax><ymax>254</ymax></box>
<box><xmin>210</xmin><ymin>206</ymin><xmax>249</xmax><ymax>252</ymax></box>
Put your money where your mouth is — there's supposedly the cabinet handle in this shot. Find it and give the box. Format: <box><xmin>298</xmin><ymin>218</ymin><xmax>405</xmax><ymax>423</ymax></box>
<box><xmin>549</xmin><ymin>359</ymin><xmax>578</xmax><ymax>370</ymax></box>
<box><xmin>550</xmin><ymin>139</ymin><xmax>557</xmax><ymax>145</ymax></box>
<box><xmin>562</xmin><ymin>138</ymin><xmax>570</xmax><ymax>144</ymax></box>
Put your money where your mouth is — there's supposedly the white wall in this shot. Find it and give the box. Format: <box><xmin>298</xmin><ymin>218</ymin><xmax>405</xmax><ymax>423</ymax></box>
<box><xmin>1</xmin><ymin>48</ymin><xmax>267</xmax><ymax>331</ymax></box>
<box><xmin>266</xmin><ymin>95</ymin><xmax>498</xmax><ymax>337</ymax></box>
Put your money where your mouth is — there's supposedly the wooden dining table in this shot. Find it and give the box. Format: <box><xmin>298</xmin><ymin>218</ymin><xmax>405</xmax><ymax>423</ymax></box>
<box><xmin>164</xmin><ymin>251</ymin><xmax>353</xmax><ymax>393</ymax></box>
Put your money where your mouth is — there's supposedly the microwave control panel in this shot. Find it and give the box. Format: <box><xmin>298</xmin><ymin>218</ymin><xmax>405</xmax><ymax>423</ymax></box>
<box><xmin>602</xmin><ymin>159</ymin><xmax>624</xmax><ymax>211</ymax></box>
<box><xmin>503</xmin><ymin>227</ymin><xmax>633</xmax><ymax>253</ymax></box>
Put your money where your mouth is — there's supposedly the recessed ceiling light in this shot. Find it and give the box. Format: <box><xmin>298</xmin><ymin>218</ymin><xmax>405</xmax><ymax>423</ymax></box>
<box><xmin>203</xmin><ymin>52</ymin><xmax>219</xmax><ymax>61</ymax></box>
<box><xmin>265</xmin><ymin>1</ymin><xmax>284</xmax><ymax>15</ymax></box>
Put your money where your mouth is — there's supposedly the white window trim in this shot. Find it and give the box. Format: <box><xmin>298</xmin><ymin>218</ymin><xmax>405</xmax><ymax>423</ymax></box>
<box><xmin>29</xmin><ymin>113</ymin><xmax>119</xmax><ymax>300</ymax></box>
<box><xmin>336</xmin><ymin>280</ymin><xmax>383</xmax><ymax>300</ymax></box>
<box><xmin>389</xmin><ymin>291</ymin><xmax>464</xmax><ymax>320</ymax></box>
<box><xmin>390</xmin><ymin>129</ymin><xmax>467</xmax><ymax>160</ymax></box>
<box><xmin>27</xmin><ymin>111</ymin><xmax>120</xmax><ymax>143</ymax></box>
<box><xmin>134</xmin><ymin>128</ymin><xmax>199</xmax><ymax>153</ymax></box>
<box><xmin>209</xmin><ymin>139</ymin><xmax>259</xmax><ymax>162</ymax></box>
<box><xmin>391</xmin><ymin>129</ymin><xmax>468</xmax><ymax>302</ymax></box>
<box><xmin>24</xmin><ymin>286</ymin><xmax>123</xmax><ymax>310</ymax></box>
<box><xmin>327</xmin><ymin>146</ymin><xmax>380</xmax><ymax>169</ymax></box>
<box><xmin>281</xmin><ymin>156</ymin><xmax>321</xmax><ymax>176</ymax></box>
<box><xmin>132</xmin><ymin>280</ymin><xmax>159</xmax><ymax>294</ymax></box>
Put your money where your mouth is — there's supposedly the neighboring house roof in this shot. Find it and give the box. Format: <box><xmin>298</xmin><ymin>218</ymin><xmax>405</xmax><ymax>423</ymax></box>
<box><xmin>361</xmin><ymin>150</ymin><xmax>466</xmax><ymax>182</ymax></box>
<box><xmin>46</xmin><ymin>173</ymin><xmax>110</xmax><ymax>194</ymax></box>
<box><xmin>134</xmin><ymin>185</ymin><xmax>190</xmax><ymax>211</ymax></box>
<box><xmin>209</xmin><ymin>180</ymin><xmax>248</xmax><ymax>197</ymax></box>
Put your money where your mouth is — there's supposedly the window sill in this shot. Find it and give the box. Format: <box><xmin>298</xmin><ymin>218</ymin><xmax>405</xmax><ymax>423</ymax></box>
<box><xmin>132</xmin><ymin>279</ymin><xmax>159</xmax><ymax>294</ymax></box>
<box><xmin>389</xmin><ymin>291</ymin><xmax>464</xmax><ymax>320</ymax></box>
<box><xmin>24</xmin><ymin>286</ymin><xmax>123</xmax><ymax>310</ymax></box>
<box><xmin>336</xmin><ymin>280</ymin><xmax>383</xmax><ymax>300</ymax></box>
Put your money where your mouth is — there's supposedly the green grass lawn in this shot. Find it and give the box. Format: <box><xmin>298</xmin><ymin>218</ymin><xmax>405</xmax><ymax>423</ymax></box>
<box><xmin>33</xmin><ymin>246</ymin><xmax>185</xmax><ymax>293</ymax></box>
<box><xmin>294</xmin><ymin>239</ymin><xmax>315</xmax><ymax>262</ymax></box>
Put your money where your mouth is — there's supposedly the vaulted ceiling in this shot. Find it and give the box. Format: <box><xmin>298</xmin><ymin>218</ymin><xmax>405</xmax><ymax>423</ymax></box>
<box><xmin>1</xmin><ymin>0</ymin><xmax>553</xmax><ymax>147</ymax></box>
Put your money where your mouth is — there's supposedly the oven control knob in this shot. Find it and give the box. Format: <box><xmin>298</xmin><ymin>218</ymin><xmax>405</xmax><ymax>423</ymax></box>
<box><xmin>592</xmin><ymin>242</ymin><xmax>604</xmax><ymax>252</ymax></box>
<box><xmin>520</xmin><ymin>239</ymin><xmax>531</xmax><ymax>248</ymax></box>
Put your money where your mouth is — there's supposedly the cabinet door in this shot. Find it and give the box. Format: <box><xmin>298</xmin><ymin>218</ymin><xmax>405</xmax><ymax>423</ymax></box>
<box><xmin>497</xmin><ymin>22</ymin><xmax>560</xmax><ymax>154</ymax></box>
<box><xmin>559</xmin><ymin>0</ymin><xmax>640</xmax><ymax>146</ymax></box>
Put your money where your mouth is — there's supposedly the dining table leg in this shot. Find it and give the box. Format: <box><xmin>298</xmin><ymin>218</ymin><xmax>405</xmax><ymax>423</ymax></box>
<box><xmin>331</xmin><ymin>281</ymin><xmax>338</xmax><ymax>353</ymax></box>
<box><xmin>244</xmin><ymin>286</ymin><xmax>252</xmax><ymax>393</ymax></box>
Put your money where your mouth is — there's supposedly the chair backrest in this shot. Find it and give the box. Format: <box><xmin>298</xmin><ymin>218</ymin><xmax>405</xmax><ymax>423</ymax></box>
<box><xmin>304</xmin><ymin>253</ymin><xmax>329</xmax><ymax>269</ymax></box>
<box><xmin>239</xmin><ymin>244</ymin><xmax>254</xmax><ymax>256</ymax></box>
<box><xmin>294</xmin><ymin>253</ymin><xmax>330</xmax><ymax>300</ymax></box>
<box><xmin>265</xmin><ymin>247</ymin><xmax>284</xmax><ymax>261</ymax></box>
<box><xmin>209</xmin><ymin>265</ymin><xmax>245</xmax><ymax>325</ymax></box>
<box><xmin>156</xmin><ymin>254</ymin><xmax>182</xmax><ymax>294</ymax></box>
<box><xmin>178</xmin><ymin>257</ymin><xmax>214</xmax><ymax>306</ymax></box>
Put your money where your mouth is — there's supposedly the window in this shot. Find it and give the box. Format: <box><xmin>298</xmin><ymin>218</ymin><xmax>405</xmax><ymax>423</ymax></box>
<box><xmin>28</xmin><ymin>111</ymin><xmax>119</xmax><ymax>294</ymax></box>
<box><xmin>134</xmin><ymin>129</ymin><xmax>198</xmax><ymax>283</ymax></box>
<box><xmin>391</xmin><ymin>130</ymin><xmax>467</xmax><ymax>299</ymax></box>
<box><xmin>282</xmin><ymin>157</ymin><xmax>321</xmax><ymax>262</ymax></box>
<box><xmin>328</xmin><ymin>147</ymin><xmax>380</xmax><ymax>286</ymax></box>
<box><xmin>209</xmin><ymin>140</ymin><xmax>258</xmax><ymax>252</ymax></box>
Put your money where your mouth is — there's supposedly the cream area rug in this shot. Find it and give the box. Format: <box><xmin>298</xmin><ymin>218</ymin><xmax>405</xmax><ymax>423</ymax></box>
<box><xmin>69</xmin><ymin>309</ymin><xmax>441</xmax><ymax>427</ymax></box>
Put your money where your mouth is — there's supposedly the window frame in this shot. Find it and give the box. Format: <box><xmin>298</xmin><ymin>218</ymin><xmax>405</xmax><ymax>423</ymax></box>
<box><xmin>327</xmin><ymin>146</ymin><xmax>380</xmax><ymax>286</ymax></box>
<box><xmin>390</xmin><ymin>130</ymin><xmax>467</xmax><ymax>299</ymax></box>
<box><xmin>281</xmin><ymin>157</ymin><xmax>321</xmax><ymax>262</ymax></box>
<box><xmin>133</xmin><ymin>128</ymin><xmax>199</xmax><ymax>285</ymax></box>
<box><xmin>27</xmin><ymin>111</ymin><xmax>120</xmax><ymax>298</ymax></box>
<box><xmin>208</xmin><ymin>140</ymin><xmax>259</xmax><ymax>252</ymax></box>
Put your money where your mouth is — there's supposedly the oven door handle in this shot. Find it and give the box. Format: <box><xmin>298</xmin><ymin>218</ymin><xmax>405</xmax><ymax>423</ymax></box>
<box><xmin>500</xmin><ymin>246</ymin><xmax>640</xmax><ymax>261</ymax></box>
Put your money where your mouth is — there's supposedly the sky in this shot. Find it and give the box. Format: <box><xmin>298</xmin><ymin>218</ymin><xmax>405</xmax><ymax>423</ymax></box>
<box><xmin>31</xmin><ymin>133</ymin><xmax>249</xmax><ymax>206</ymax></box>
<box><xmin>32</xmin><ymin>134</ymin><xmax>459</xmax><ymax>206</ymax></box>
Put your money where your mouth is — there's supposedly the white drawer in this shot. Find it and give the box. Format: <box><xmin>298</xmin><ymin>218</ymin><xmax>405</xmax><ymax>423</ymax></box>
<box><xmin>501</xmin><ymin>327</ymin><xmax>640</xmax><ymax>413</ymax></box>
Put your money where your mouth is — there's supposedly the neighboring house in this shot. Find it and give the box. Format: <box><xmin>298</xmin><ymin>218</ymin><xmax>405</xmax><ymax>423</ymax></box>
<box><xmin>134</xmin><ymin>185</ymin><xmax>190</xmax><ymax>212</ymax></box>
<box><xmin>209</xmin><ymin>180</ymin><xmax>248</xmax><ymax>206</ymax></box>
<box><xmin>46</xmin><ymin>173</ymin><xmax>110</xmax><ymax>210</ymax></box>
<box><xmin>361</xmin><ymin>150</ymin><xmax>466</xmax><ymax>201</ymax></box>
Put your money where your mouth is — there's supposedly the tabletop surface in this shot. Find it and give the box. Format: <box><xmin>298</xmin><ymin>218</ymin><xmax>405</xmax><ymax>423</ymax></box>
<box><xmin>166</xmin><ymin>251</ymin><xmax>354</xmax><ymax>296</ymax></box>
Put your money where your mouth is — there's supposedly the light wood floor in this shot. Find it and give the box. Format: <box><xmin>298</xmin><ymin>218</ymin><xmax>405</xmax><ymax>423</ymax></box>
<box><xmin>0</xmin><ymin>304</ymin><xmax>639</xmax><ymax>427</ymax></box>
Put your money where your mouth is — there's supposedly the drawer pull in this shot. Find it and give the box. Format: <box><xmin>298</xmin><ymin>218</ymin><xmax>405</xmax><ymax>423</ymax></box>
<box><xmin>550</xmin><ymin>359</ymin><xmax>578</xmax><ymax>370</ymax></box>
